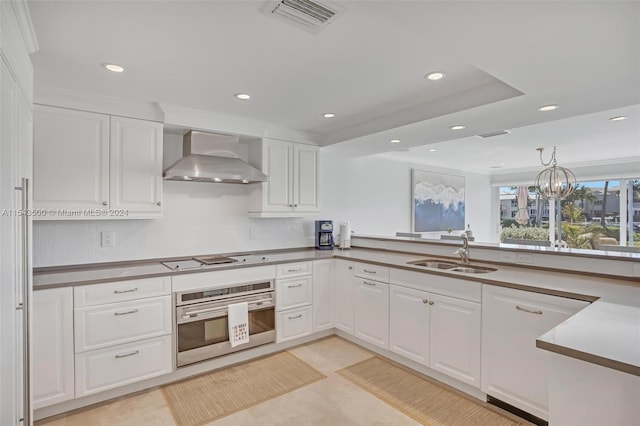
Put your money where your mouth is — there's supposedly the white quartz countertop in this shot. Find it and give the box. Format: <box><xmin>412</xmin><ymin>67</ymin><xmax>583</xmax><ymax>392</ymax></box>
<box><xmin>33</xmin><ymin>246</ymin><xmax>640</xmax><ymax>376</ymax></box>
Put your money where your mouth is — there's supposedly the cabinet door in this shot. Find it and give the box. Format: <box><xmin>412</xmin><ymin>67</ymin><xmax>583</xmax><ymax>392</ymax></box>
<box><xmin>263</xmin><ymin>139</ymin><xmax>293</xmax><ymax>212</ymax></box>
<box><xmin>429</xmin><ymin>293</ymin><xmax>481</xmax><ymax>387</ymax></box>
<box><xmin>32</xmin><ymin>288</ymin><xmax>74</xmax><ymax>409</ymax></box>
<box><xmin>481</xmin><ymin>285</ymin><xmax>589</xmax><ymax>420</ymax></box>
<box><xmin>389</xmin><ymin>285</ymin><xmax>429</xmax><ymax>365</ymax></box>
<box><xmin>312</xmin><ymin>260</ymin><xmax>333</xmax><ymax>332</ymax></box>
<box><xmin>110</xmin><ymin>116</ymin><xmax>163</xmax><ymax>215</ymax></box>
<box><xmin>333</xmin><ymin>260</ymin><xmax>354</xmax><ymax>334</ymax></box>
<box><xmin>33</xmin><ymin>105</ymin><xmax>109</xmax><ymax>210</ymax></box>
<box><xmin>354</xmin><ymin>278</ymin><xmax>389</xmax><ymax>349</ymax></box>
<box><xmin>292</xmin><ymin>144</ymin><xmax>318</xmax><ymax>212</ymax></box>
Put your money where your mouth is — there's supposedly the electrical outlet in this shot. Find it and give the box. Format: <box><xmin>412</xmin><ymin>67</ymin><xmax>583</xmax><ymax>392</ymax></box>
<box><xmin>101</xmin><ymin>231</ymin><xmax>114</xmax><ymax>247</ymax></box>
<box><xmin>516</xmin><ymin>253</ymin><xmax>534</xmax><ymax>264</ymax></box>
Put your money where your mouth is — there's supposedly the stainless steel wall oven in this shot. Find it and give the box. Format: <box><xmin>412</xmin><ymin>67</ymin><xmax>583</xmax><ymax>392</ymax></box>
<box><xmin>175</xmin><ymin>279</ymin><xmax>275</xmax><ymax>367</ymax></box>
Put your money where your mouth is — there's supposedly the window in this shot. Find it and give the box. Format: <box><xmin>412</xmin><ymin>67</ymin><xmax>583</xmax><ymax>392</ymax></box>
<box><xmin>498</xmin><ymin>179</ymin><xmax>639</xmax><ymax>252</ymax></box>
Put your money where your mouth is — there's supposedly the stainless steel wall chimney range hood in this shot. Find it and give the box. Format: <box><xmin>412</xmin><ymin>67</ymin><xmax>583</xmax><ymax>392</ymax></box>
<box><xmin>163</xmin><ymin>131</ymin><xmax>268</xmax><ymax>184</ymax></box>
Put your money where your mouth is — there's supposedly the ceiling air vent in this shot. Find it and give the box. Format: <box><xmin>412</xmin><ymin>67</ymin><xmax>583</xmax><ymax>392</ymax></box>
<box><xmin>477</xmin><ymin>130</ymin><xmax>511</xmax><ymax>139</ymax></box>
<box><xmin>262</xmin><ymin>0</ymin><xmax>346</xmax><ymax>34</ymax></box>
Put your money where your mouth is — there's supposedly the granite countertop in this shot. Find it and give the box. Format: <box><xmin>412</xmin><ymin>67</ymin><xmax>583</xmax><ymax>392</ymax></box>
<box><xmin>33</xmin><ymin>245</ymin><xmax>640</xmax><ymax>377</ymax></box>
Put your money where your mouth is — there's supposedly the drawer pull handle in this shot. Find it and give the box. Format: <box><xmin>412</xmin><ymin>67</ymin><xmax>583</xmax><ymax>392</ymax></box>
<box><xmin>114</xmin><ymin>309</ymin><xmax>139</xmax><ymax>316</ymax></box>
<box><xmin>113</xmin><ymin>288</ymin><xmax>138</xmax><ymax>294</ymax></box>
<box><xmin>363</xmin><ymin>269</ymin><xmax>376</xmax><ymax>274</ymax></box>
<box><xmin>363</xmin><ymin>281</ymin><xmax>376</xmax><ymax>287</ymax></box>
<box><xmin>288</xmin><ymin>314</ymin><xmax>303</xmax><ymax>319</ymax></box>
<box><xmin>115</xmin><ymin>350</ymin><xmax>140</xmax><ymax>359</ymax></box>
<box><xmin>288</xmin><ymin>283</ymin><xmax>303</xmax><ymax>288</ymax></box>
<box><xmin>287</xmin><ymin>267</ymin><xmax>303</xmax><ymax>272</ymax></box>
<box><xmin>516</xmin><ymin>305</ymin><xmax>543</xmax><ymax>315</ymax></box>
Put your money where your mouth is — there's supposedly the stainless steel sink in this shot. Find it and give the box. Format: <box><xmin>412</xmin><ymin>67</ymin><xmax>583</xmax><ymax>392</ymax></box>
<box><xmin>407</xmin><ymin>259</ymin><xmax>458</xmax><ymax>269</ymax></box>
<box><xmin>450</xmin><ymin>266</ymin><xmax>497</xmax><ymax>274</ymax></box>
<box><xmin>407</xmin><ymin>258</ymin><xmax>497</xmax><ymax>274</ymax></box>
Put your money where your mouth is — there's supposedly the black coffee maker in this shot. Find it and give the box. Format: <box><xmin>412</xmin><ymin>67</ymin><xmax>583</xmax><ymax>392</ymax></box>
<box><xmin>315</xmin><ymin>220</ymin><xmax>334</xmax><ymax>250</ymax></box>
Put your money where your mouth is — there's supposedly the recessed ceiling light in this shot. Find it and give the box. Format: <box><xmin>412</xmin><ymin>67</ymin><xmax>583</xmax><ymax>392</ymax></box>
<box><xmin>609</xmin><ymin>116</ymin><xmax>627</xmax><ymax>122</ymax></box>
<box><xmin>241</xmin><ymin>179</ymin><xmax>249</xmax><ymax>184</ymax></box>
<box><xmin>102</xmin><ymin>63</ymin><xmax>124</xmax><ymax>73</ymax></box>
<box><xmin>213</xmin><ymin>178</ymin><xmax>222</xmax><ymax>182</ymax></box>
<box><xmin>537</xmin><ymin>104</ymin><xmax>558</xmax><ymax>112</ymax></box>
<box><xmin>323</xmin><ymin>113</ymin><xmax>336</xmax><ymax>118</ymax></box>
<box><xmin>450</xmin><ymin>125</ymin><xmax>466</xmax><ymax>130</ymax></box>
<box><xmin>389</xmin><ymin>139</ymin><xmax>400</xmax><ymax>143</ymax></box>
<box><xmin>425</xmin><ymin>71</ymin><xmax>445</xmax><ymax>81</ymax></box>
<box><xmin>428</xmin><ymin>148</ymin><xmax>437</xmax><ymax>152</ymax></box>
<box><xmin>235</xmin><ymin>93</ymin><xmax>251</xmax><ymax>100</ymax></box>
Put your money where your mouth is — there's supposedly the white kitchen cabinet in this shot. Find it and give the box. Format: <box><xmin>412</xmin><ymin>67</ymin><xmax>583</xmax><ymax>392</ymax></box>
<box><xmin>276</xmin><ymin>306</ymin><xmax>313</xmax><ymax>342</ymax></box>
<box><xmin>248</xmin><ymin>138</ymin><xmax>318</xmax><ymax>217</ymax></box>
<box><xmin>312</xmin><ymin>260</ymin><xmax>333</xmax><ymax>332</ymax></box>
<box><xmin>389</xmin><ymin>285</ymin><xmax>430</xmax><ymax>364</ymax></box>
<box><xmin>275</xmin><ymin>262</ymin><xmax>313</xmax><ymax>342</ymax></box>
<box><xmin>75</xmin><ymin>335</ymin><xmax>172</xmax><ymax>397</ymax></box>
<box><xmin>354</xmin><ymin>277</ymin><xmax>389</xmax><ymax>349</ymax></box>
<box><xmin>32</xmin><ymin>288</ymin><xmax>75</xmax><ymax>409</ymax></box>
<box><xmin>333</xmin><ymin>259</ymin><xmax>354</xmax><ymax>334</ymax></box>
<box><xmin>33</xmin><ymin>105</ymin><xmax>163</xmax><ymax>219</ymax></box>
<box><xmin>109</xmin><ymin>116</ymin><xmax>163</xmax><ymax>215</ymax></box>
<box><xmin>481</xmin><ymin>284</ymin><xmax>589</xmax><ymax>420</ymax></box>
<box><xmin>389</xmin><ymin>283</ymin><xmax>481</xmax><ymax>387</ymax></box>
<box><xmin>429</xmin><ymin>293</ymin><xmax>481</xmax><ymax>387</ymax></box>
<box><xmin>73</xmin><ymin>278</ymin><xmax>173</xmax><ymax>397</ymax></box>
<box><xmin>33</xmin><ymin>105</ymin><xmax>109</xmax><ymax>211</ymax></box>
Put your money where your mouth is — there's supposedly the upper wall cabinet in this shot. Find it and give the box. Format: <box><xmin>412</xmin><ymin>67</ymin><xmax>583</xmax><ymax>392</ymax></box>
<box><xmin>33</xmin><ymin>105</ymin><xmax>163</xmax><ymax>219</ymax></box>
<box><xmin>248</xmin><ymin>138</ymin><xmax>319</xmax><ymax>217</ymax></box>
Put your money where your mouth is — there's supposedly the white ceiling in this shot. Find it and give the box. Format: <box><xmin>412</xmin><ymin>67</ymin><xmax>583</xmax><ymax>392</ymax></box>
<box><xmin>27</xmin><ymin>0</ymin><xmax>640</xmax><ymax>174</ymax></box>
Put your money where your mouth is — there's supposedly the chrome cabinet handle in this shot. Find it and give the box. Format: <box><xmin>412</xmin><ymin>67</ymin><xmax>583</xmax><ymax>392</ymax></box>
<box><xmin>363</xmin><ymin>269</ymin><xmax>376</xmax><ymax>274</ymax></box>
<box><xmin>363</xmin><ymin>280</ymin><xmax>376</xmax><ymax>287</ymax></box>
<box><xmin>115</xmin><ymin>350</ymin><xmax>140</xmax><ymax>359</ymax></box>
<box><xmin>288</xmin><ymin>314</ymin><xmax>303</xmax><ymax>319</ymax></box>
<box><xmin>293</xmin><ymin>204</ymin><xmax>298</xmax><ymax>207</ymax></box>
<box><xmin>114</xmin><ymin>309</ymin><xmax>139</xmax><ymax>316</ymax></box>
<box><xmin>422</xmin><ymin>299</ymin><xmax>429</xmax><ymax>304</ymax></box>
<box><xmin>156</xmin><ymin>201</ymin><xmax>162</xmax><ymax>206</ymax></box>
<box><xmin>516</xmin><ymin>305</ymin><xmax>543</xmax><ymax>315</ymax></box>
<box><xmin>114</xmin><ymin>288</ymin><xmax>138</xmax><ymax>294</ymax></box>
<box><xmin>102</xmin><ymin>201</ymin><xmax>108</xmax><ymax>206</ymax></box>
<box><xmin>287</xmin><ymin>267</ymin><xmax>302</xmax><ymax>272</ymax></box>
<box><xmin>429</xmin><ymin>301</ymin><xmax>434</xmax><ymax>306</ymax></box>
<box><xmin>15</xmin><ymin>178</ymin><xmax>30</xmax><ymax>426</ymax></box>
<box><xmin>348</xmin><ymin>266</ymin><xmax>353</xmax><ymax>270</ymax></box>
<box><xmin>288</xmin><ymin>283</ymin><xmax>303</xmax><ymax>288</ymax></box>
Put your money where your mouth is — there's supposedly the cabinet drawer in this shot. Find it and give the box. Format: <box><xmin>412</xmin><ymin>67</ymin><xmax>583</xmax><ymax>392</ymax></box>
<box><xmin>74</xmin><ymin>276</ymin><xmax>171</xmax><ymax>307</ymax></box>
<box><xmin>276</xmin><ymin>306</ymin><xmax>312</xmax><ymax>343</ymax></box>
<box><xmin>75</xmin><ymin>335</ymin><xmax>172</xmax><ymax>397</ymax></box>
<box><xmin>354</xmin><ymin>263</ymin><xmax>389</xmax><ymax>282</ymax></box>
<box><xmin>277</xmin><ymin>261</ymin><xmax>312</xmax><ymax>278</ymax></box>
<box><xmin>276</xmin><ymin>275</ymin><xmax>312</xmax><ymax>311</ymax></box>
<box><xmin>75</xmin><ymin>295</ymin><xmax>171</xmax><ymax>352</ymax></box>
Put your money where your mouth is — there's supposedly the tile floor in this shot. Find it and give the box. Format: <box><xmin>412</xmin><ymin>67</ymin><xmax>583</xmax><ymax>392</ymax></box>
<box><xmin>35</xmin><ymin>337</ymin><xmax>528</xmax><ymax>426</ymax></box>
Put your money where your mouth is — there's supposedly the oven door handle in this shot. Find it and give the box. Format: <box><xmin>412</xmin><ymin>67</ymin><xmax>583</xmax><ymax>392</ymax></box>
<box><xmin>180</xmin><ymin>298</ymin><xmax>273</xmax><ymax>320</ymax></box>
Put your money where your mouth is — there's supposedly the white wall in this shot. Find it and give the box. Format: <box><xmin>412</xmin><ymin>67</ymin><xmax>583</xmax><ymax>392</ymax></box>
<box><xmin>318</xmin><ymin>149</ymin><xmax>495</xmax><ymax>243</ymax></box>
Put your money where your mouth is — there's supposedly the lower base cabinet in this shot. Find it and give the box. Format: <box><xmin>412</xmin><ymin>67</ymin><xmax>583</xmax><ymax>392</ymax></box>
<box><xmin>276</xmin><ymin>306</ymin><xmax>312</xmax><ymax>342</ymax></box>
<box><xmin>481</xmin><ymin>284</ymin><xmax>589</xmax><ymax>420</ymax></box>
<box><xmin>333</xmin><ymin>260</ymin><xmax>354</xmax><ymax>334</ymax></box>
<box><xmin>32</xmin><ymin>288</ymin><xmax>75</xmax><ymax>409</ymax></box>
<box><xmin>75</xmin><ymin>335</ymin><xmax>172</xmax><ymax>397</ymax></box>
<box><xmin>389</xmin><ymin>284</ymin><xmax>481</xmax><ymax>387</ymax></box>
<box><xmin>353</xmin><ymin>278</ymin><xmax>389</xmax><ymax>349</ymax></box>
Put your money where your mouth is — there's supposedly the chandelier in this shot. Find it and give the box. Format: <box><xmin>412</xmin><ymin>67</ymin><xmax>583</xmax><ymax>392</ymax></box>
<box><xmin>534</xmin><ymin>147</ymin><xmax>576</xmax><ymax>200</ymax></box>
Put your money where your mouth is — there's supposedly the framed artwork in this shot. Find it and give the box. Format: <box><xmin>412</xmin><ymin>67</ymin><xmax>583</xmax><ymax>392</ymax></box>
<box><xmin>412</xmin><ymin>169</ymin><xmax>465</xmax><ymax>232</ymax></box>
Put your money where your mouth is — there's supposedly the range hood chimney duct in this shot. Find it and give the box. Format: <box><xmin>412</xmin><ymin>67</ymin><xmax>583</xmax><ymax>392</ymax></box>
<box><xmin>163</xmin><ymin>131</ymin><xmax>268</xmax><ymax>184</ymax></box>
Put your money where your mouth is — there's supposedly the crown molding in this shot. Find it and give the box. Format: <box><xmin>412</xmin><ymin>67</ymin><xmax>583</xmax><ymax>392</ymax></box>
<box><xmin>10</xmin><ymin>0</ymin><xmax>38</xmax><ymax>53</ymax></box>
